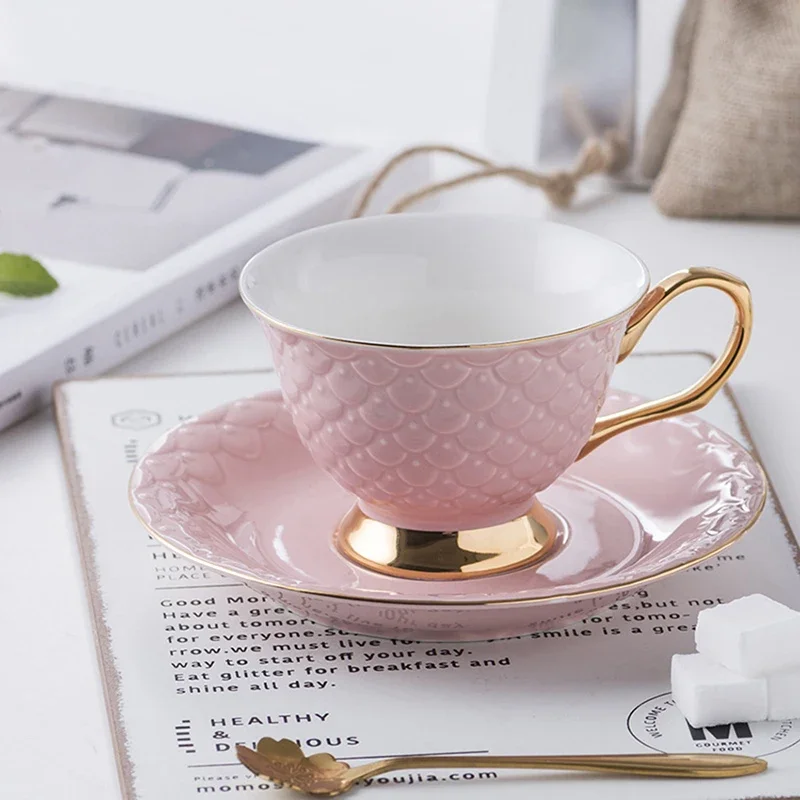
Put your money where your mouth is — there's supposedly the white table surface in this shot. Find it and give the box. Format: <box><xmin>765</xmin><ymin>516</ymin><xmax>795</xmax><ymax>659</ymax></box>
<box><xmin>3</xmin><ymin>178</ymin><xmax>799</xmax><ymax>797</ymax></box>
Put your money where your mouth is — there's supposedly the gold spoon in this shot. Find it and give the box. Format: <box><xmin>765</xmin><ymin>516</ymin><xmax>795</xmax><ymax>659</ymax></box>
<box><xmin>237</xmin><ymin>738</ymin><xmax>767</xmax><ymax>797</ymax></box>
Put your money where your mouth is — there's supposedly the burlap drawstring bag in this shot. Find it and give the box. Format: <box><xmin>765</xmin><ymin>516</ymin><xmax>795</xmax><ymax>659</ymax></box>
<box><xmin>641</xmin><ymin>0</ymin><xmax>800</xmax><ymax>219</ymax></box>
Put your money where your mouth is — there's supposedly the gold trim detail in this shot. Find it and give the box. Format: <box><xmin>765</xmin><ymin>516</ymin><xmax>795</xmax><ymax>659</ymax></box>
<box><xmin>333</xmin><ymin>499</ymin><xmax>560</xmax><ymax>580</ymax></box>
<box><xmin>580</xmin><ymin>268</ymin><xmax>753</xmax><ymax>458</ymax></box>
<box><xmin>238</xmin><ymin>214</ymin><xmax>651</xmax><ymax>351</ymax></box>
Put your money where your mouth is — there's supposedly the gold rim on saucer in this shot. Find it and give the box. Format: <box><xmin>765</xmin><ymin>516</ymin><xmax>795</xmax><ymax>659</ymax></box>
<box><xmin>127</xmin><ymin>475</ymin><xmax>766</xmax><ymax>607</ymax></box>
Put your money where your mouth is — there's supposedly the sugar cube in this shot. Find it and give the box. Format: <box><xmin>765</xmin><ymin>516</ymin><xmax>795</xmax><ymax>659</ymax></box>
<box><xmin>671</xmin><ymin>653</ymin><xmax>767</xmax><ymax>728</ymax></box>
<box><xmin>767</xmin><ymin>668</ymin><xmax>800</xmax><ymax>720</ymax></box>
<box><xmin>695</xmin><ymin>594</ymin><xmax>800</xmax><ymax>677</ymax></box>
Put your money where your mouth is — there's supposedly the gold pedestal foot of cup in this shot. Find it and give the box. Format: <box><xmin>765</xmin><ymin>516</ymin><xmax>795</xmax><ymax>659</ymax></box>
<box><xmin>334</xmin><ymin>500</ymin><xmax>561</xmax><ymax>580</ymax></box>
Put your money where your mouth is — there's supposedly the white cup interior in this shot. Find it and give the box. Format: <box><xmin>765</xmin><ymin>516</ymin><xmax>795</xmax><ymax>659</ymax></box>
<box><xmin>240</xmin><ymin>213</ymin><xmax>649</xmax><ymax>347</ymax></box>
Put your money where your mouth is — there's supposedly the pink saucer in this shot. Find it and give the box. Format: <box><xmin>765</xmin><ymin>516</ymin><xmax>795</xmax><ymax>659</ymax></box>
<box><xmin>129</xmin><ymin>389</ymin><xmax>766</xmax><ymax>641</ymax></box>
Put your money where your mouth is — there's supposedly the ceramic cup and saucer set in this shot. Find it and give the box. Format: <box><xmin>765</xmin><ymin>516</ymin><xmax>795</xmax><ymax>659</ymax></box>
<box><xmin>130</xmin><ymin>213</ymin><xmax>765</xmax><ymax>642</ymax></box>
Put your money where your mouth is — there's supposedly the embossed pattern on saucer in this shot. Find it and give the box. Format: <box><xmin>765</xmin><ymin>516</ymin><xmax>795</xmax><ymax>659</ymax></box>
<box><xmin>129</xmin><ymin>389</ymin><xmax>766</xmax><ymax>641</ymax></box>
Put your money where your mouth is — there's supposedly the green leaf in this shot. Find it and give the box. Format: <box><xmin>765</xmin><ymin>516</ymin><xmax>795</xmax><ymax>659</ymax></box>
<box><xmin>0</xmin><ymin>253</ymin><xmax>59</xmax><ymax>297</ymax></box>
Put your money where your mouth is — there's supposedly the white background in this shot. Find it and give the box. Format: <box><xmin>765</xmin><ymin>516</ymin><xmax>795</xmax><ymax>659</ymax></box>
<box><xmin>0</xmin><ymin>0</ymin><xmax>502</xmax><ymax>148</ymax></box>
<box><xmin>2</xmin><ymin>1</ymin><xmax>800</xmax><ymax>798</ymax></box>
<box><xmin>0</xmin><ymin>0</ymin><xmax>682</xmax><ymax>152</ymax></box>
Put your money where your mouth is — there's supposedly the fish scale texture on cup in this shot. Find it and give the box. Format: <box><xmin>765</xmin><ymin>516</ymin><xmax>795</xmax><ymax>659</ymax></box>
<box><xmin>266</xmin><ymin>319</ymin><xmax>626</xmax><ymax>530</ymax></box>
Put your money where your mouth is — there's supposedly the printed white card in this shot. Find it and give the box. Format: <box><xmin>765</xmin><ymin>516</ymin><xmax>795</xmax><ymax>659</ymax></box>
<box><xmin>56</xmin><ymin>353</ymin><xmax>800</xmax><ymax>799</ymax></box>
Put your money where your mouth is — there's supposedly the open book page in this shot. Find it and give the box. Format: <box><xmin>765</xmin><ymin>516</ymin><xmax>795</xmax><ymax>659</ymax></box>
<box><xmin>0</xmin><ymin>84</ymin><xmax>330</xmax><ymax>271</ymax></box>
<box><xmin>0</xmin><ymin>83</ymin><xmax>355</xmax><ymax>374</ymax></box>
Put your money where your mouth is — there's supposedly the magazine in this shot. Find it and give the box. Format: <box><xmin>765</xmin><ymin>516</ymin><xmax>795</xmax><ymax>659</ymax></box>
<box><xmin>0</xmin><ymin>83</ymin><xmax>417</xmax><ymax>431</ymax></box>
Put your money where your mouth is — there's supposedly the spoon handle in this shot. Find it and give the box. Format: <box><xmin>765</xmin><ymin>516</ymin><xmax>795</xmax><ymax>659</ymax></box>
<box><xmin>356</xmin><ymin>753</ymin><xmax>766</xmax><ymax>781</ymax></box>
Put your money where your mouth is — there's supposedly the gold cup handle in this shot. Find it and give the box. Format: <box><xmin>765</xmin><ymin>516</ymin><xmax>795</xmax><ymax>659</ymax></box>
<box><xmin>579</xmin><ymin>267</ymin><xmax>753</xmax><ymax>460</ymax></box>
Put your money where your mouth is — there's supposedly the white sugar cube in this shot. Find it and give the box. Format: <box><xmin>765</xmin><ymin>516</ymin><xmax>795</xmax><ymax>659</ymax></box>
<box><xmin>695</xmin><ymin>594</ymin><xmax>800</xmax><ymax>677</ymax></box>
<box><xmin>671</xmin><ymin>653</ymin><xmax>767</xmax><ymax>728</ymax></box>
<box><xmin>767</xmin><ymin>669</ymin><xmax>800</xmax><ymax>720</ymax></box>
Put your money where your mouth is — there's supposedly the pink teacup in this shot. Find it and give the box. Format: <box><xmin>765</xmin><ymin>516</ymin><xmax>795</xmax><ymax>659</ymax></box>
<box><xmin>240</xmin><ymin>213</ymin><xmax>751</xmax><ymax>535</ymax></box>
